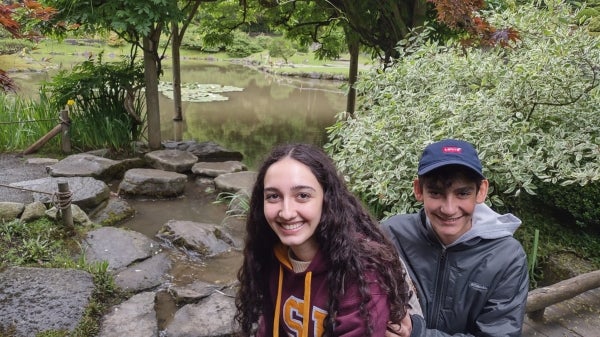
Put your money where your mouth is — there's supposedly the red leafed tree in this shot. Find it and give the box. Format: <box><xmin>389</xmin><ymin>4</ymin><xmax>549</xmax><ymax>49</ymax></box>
<box><xmin>1</xmin><ymin>0</ymin><xmax>56</xmax><ymax>92</ymax></box>
<box><xmin>429</xmin><ymin>0</ymin><xmax>520</xmax><ymax>47</ymax></box>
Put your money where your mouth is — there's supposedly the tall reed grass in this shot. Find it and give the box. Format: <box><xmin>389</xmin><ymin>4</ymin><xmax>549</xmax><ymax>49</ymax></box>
<box><xmin>41</xmin><ymin>55</ymin><xmax>146</xmax><ymax>154</ymax></box>
<box><xmin>0</xmin><ymin>93</ymin><xmax>60</xmax><ymax>153</ymax></box>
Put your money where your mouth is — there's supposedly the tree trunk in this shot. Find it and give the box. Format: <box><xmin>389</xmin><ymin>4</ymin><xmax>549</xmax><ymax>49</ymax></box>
<box><xmin>345</xmin><ymin>35</ymin><xmax>359</xmax><ymax>118</ymax></box>
<box><xmin>171</xmin><ymin>21</ymin><xmax>183</xmax><ymax>141</ymax></box>
<box><xmin>346</xmin><ymin>41</ymin><xmax>359</xmax><ymax>116</ymax></box>
<box><xmin>143</xmin><ymin>35</ymin><xmax>162</xmax><ymax>150</ymax></box>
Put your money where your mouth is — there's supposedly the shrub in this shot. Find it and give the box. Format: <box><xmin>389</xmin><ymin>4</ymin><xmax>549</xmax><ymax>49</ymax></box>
<box><xmin>226</xmin><ymin>31</ymin><xmax>263</xmax><ymax>58</ymax></box>
<box><xmin>41</xmin><ymin>53</ymin><xmax>146</xmax><ymax>152</ymax></box>
<box><xmin>181</xmin><ymin>24</ymin><xmax>205</xmax><ymax>51</ymax></box>
<box><xmin>268</xmin><ymin>37</ymin><xmax>296</xmax><ymax>63</ymax></box>
<box><xmin>106</xmin><ymin>32</ymin><xmax>126</xmax><ymax>47</ymax></box>
<box><xmin>0</xmin><ymin>38</ymin><xmax>34</xmax><ymax>55</ymax></box>
<box><xmin>589</xmin><ymin>16</ymin><xmax>600</xmax><ymax>32</ymax></box>
<box><xmin>326</xmin><ymin>1</ymin><xmax>600</xmax><ymax>217</ymax></box>
<box><xmin>534</xmin><ymin>179</ymin><xmax>600</xmax><ymax>230</ymax></box>
<box><xmin>255</xmin><ymin>34</ymin><xmax>273</xmax><ymax>49</ymax></box>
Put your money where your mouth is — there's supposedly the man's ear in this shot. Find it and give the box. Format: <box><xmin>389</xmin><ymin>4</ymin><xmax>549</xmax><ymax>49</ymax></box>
<box><xmin>413</xmin><ymin>178</ymin><xmax>424</xmax><ymax>202</ymax></box>
<box><xmin>476</xmin><ymin>179</ymin><xmax>489</xmax><ymax>203</ymax></box>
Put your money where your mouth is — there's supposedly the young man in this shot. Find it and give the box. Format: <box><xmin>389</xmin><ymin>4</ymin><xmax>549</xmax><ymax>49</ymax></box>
<box><xmin>383</xmin><ymin>139</ymin><xmax>529</xmax><ymax>337</ymax></box>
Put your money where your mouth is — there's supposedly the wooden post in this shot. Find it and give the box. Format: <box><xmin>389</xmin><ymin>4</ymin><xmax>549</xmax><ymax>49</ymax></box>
<box><xmin>57</xmin><ymin>180</ymin><xmax>74</xmax><ymax>235</ymax></box>
<box><xmin>22</xmin><ymin>124</ymin><xmax>62</xmax><ymax>155</ymax></box>
<box><xmin>60</xmin><ymin>109</ymin><xmax>71</xmax><ymax>154</ymax></box>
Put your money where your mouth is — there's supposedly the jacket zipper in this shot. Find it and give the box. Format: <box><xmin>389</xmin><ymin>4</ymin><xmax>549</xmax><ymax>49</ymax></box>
<box><xmin>428</xmin><ymin>248</ymin><xmax>448</xmax><ymax>329</ymax></box>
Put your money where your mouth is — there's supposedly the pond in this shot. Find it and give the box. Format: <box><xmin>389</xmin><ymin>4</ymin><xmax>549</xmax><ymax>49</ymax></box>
<box><xmin>158</xmin><ymin>61</ymin><xmax>346</xmax><ymax>169</ymax></box>
<box><xmin>13</xmin><ymin>60</ymin><xmax>346</xmax><ymax>170</ymax></box>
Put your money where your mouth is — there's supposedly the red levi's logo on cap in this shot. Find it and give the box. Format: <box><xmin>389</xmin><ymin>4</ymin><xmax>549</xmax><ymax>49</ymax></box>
<box><xmin>442</xmin><ymin>146</ymin><xmax>462</xmax><ymax>154</ymax></box>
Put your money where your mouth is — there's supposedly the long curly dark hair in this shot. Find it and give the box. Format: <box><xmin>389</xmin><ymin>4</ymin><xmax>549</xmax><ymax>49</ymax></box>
<box><xmin>234</xmin><ymin>143</ymin><xmax>409</xmax><ymax>336</ymax></box>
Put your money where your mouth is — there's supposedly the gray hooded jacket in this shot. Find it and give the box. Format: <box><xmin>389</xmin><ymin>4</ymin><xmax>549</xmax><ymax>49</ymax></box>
<box><xmin>382</xmin><ymin>203</ymin><xmax>529</xmax><ymax>337</ymax></box>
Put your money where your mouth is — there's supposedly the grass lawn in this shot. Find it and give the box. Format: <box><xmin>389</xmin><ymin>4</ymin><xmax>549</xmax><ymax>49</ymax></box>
<box><xmin>1</xmin><ymin>37</ymin><xmax>373</xmax><ymax>78</ymax></box>
<box><xmin>1</xmin><ymin>33</ymin><xmax>382</xmax><ymax>84</ymax></box>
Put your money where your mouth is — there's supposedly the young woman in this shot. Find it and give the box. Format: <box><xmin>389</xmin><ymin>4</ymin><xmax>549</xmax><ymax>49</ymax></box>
<box><xmin>235</xmin><ymin>143</ymin><xmax>410</xmax><ymax>337</ymax></box>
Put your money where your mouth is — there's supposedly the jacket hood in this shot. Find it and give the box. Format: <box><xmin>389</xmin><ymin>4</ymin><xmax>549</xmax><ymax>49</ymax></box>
<box><xmin>449</xmin><ymin>203</ymin><xmax>521</xmax><ymax>246</ymax></box>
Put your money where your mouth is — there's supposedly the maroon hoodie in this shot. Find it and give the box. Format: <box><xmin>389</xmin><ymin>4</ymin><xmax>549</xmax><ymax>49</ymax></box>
<box><xmin>256</xmin><ymin>244</ymin><xmax>391</xmax><ymax>337</ymax></box>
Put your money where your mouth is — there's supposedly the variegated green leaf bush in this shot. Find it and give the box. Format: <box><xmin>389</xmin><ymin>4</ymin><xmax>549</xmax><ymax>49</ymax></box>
<box><xmin>326</xmin><ymin>1</ymin><xmax>600</xmax><ymax>217</ymax></box>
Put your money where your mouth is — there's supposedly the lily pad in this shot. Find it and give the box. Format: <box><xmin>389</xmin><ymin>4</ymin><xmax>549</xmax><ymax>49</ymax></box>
<box><xmin>158</xmin><ymin>81</ymin><xmax>244</xmax><ymax>103</ymax></box>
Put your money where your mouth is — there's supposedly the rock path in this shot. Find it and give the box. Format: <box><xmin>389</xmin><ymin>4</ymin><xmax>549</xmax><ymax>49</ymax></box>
<box><xmin>0</xmin><ymin>141</ymin><xmax>253</xmax><ymax>337</ymax></box>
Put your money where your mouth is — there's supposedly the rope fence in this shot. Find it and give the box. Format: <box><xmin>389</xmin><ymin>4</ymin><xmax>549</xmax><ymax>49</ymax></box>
<box><xmin>0</xmin><ymin>182</ymin><xmax>73</xmax><ymax>210</ymax></box>
<box><xmin>0</xmin><ymin>183</ymin><xmax>53</xmax><ymax>195</ymax></box>
<box><xmin>52</xmin><ymin>189</ymin><xmax>74</xmax><ymax>210</ymax></box>
<box><xmin>0</xmin><ymin>118</ymin><xmax>59</xmax><ymax>125</ymax></box>
<box><xmin>0</xmin><ymin>181</ymin><xmax>74</xmax><ymax>233</ymax></box>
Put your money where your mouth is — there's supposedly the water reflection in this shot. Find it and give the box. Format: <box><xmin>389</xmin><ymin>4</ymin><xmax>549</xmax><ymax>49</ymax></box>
<box><xmin>12</xmin><ymin>61</ymin><xmax>346</xmax><ymax>169</ymax></box>
<box><xmin>159</xmin><ymin>62</ymin><xmax>346</xmax><ymax>168</ymax></box>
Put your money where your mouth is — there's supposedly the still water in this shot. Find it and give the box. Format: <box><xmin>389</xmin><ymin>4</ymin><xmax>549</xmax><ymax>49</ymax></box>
<box><xmin>159</xmin><ymin>61</ymin><xmax>346</xmax><ymax>169</ymax></box>
<box><xmin>13</xmin><ymin>61</ymin><xmax>346</xmax><ymax>169</ymax></box>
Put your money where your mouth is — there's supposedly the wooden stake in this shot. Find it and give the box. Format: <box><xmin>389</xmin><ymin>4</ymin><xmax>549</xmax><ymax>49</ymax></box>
<box><xmin>60</xmin><ymin>109</ymin><xmax>71</xmax><ymax>154</ymax></box>
<box><xmin>57</xmin><ymin>180</ymin><xmax>74</xmax><ymax>235</ymax></box>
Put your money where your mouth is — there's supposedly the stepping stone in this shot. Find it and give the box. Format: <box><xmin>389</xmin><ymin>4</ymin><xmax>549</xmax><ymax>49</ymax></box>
<box><xmin>214</xmin><ymin>171</ymin><xmax>257</xmax><ymax>196</ymax></box>
<box><xmin>10</xmin><ymin>176</ymin><xmax>110</xmax><ymax>212</ymax></box>
<box><xmin>145</xmin><ymin>150</ymin><xmax>198</xmax><ymax>173</ymax></box>
<box><xmin>118</xmin><ymin>168</ymin><xmax>187</xmax><ymax>198</ymax></box>
<box><xmin>191</xmin><ymin>161</ymin><xmax>246</xmax><ymax>177</ymax></box>
<box><xmin>47</xmin><ymin>153</ymin><xmax>125</xmax><ymax>181</ymax></box>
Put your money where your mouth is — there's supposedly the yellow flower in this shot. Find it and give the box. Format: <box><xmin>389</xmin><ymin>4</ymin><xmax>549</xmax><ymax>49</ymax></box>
<box><xmin>67</xmin><ymin>99</ymin><xmax>75</xmax><ymax>106</ymax></box>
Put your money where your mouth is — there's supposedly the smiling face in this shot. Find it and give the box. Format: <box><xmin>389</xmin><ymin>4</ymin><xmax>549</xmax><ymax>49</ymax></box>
<box><xmin>414</xmin><ymin>174</ymin><xmax>488</xmax><ymax>245</ymax></box>
<box><xmin>263</xmin><ymin>157</ymin><xmax>324</xmax><ymax>261</ymax></box>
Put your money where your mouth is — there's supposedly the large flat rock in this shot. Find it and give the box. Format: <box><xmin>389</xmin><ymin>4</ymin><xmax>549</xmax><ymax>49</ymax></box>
<box><xmin>9</xmin><ymin>176</ymin><xmax>110</xmax><ymax>212</ymax></box>
<box><xmin>118</xmin><ymin>168</ymin><xmax>188</xmax><ymax>198</ymax></box>
<box><xmin>46</xmin><ymin>153</ymin><xmax>124</xmax><ymax>180</ymax></box>
<box><xmin>83</xmin><ymin>226</ymin><xmax>160</xmax><ymax>271</ymax></box>
<box><xmin>0</xmin><ymin>267</ymin><xmax>94</xmax><ymax>337</ymax></box>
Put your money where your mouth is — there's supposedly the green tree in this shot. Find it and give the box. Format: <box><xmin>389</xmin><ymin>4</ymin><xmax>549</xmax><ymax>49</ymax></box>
<box><xmin>44</xmin><ymin>0</ymin><xmax>182</xmax><ymax>150</ymax></box>
<box><xmin>169</xmin><ymin>0</ymin><xmax>262</xmax><ymax>140</ymax></box>
<box><xmin>253</xmin><ymin>0</ymin><xmax>428</xmax><ymax>115</ymax></box>
<box><xmin>254</xmin><ymin>0</ymin><xmax>517</xmax><ymax>115</ymax></box>
<box><xmin>326</xmin><ymin>2</ymin><xmax>600</xmax><ymax>217</ymax></box>
<box><xmin>268</xmin><ymin>37</ymin><xmax>295</xmax><ymax>63</ymax></box>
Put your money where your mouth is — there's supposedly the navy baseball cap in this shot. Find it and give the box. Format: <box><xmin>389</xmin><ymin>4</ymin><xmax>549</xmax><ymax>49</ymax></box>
<box><xmin>418</xmin><ymin>139</ymin><xmax>484</xmax><ymax>178</ymax></box>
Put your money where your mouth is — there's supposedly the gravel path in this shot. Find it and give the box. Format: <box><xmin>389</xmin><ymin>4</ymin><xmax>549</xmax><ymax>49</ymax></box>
<box><xmin>0</xmin><ymin>153</ymin><xmax>54</xmax><ymax>203</ymax></box>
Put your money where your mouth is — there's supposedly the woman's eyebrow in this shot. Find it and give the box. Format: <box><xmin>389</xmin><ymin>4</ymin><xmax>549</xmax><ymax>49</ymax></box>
<box><xmin>264</xmin><ymin>185</ymin><xmax>316</xmax><ymax>192</ymax></box>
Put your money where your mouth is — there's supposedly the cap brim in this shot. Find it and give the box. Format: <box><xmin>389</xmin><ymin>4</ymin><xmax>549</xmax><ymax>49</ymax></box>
<box><xmin>418</xmin><ymin>160</ymin><xmax>484</xmax><ymax>178</ymax></box>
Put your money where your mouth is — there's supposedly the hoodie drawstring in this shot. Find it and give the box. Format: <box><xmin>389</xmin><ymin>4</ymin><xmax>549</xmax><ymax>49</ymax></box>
<box><xmin>273</xmin><ymin>265</ymin><xmax>314</xmax><ymax>337</ymax></box>
<box><xmin>302</xmin><ymin>271</ymin><xmax>313</xmax><ymax>336</ymax></box>
<box><xmin>273</xmin><ymin>265</ymin><xmax>284</xmax><ymax>337</ymax></box>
